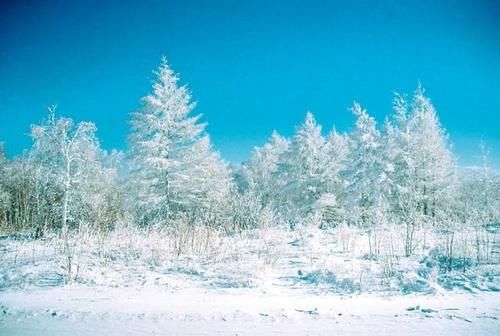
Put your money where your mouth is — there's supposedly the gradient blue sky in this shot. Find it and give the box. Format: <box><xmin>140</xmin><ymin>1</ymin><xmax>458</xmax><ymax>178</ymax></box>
<box><xmin>1</xmin><ymin>0</ymin><xmax>499</xmax><ymax>166</ymax></box>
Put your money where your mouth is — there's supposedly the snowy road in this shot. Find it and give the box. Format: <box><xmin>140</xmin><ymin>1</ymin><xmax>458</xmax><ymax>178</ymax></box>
<box><xmin>1</xmin><ymin>286</ymin><xmax>499</xmax><ymax>335</ymax></box>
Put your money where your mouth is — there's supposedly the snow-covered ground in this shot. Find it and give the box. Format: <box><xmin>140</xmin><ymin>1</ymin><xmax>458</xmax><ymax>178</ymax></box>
<box><xmin>1</xmin><ymin>227</ymin><xmax>499</xmax><ymax>335</ymax></box>
<box><xmin>1</xmin><ymin>285</ymin><xmax>499</xmax><ymax>335</ymax></box>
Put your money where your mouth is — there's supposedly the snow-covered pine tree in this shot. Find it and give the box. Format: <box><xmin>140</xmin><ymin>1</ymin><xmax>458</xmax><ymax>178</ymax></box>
<box><xmin>386</xmin><ymin>86</ymin><xmax>456</xmax><ymax>255</ymax></box>
<box><xmin>409</xmin><ymin>86</ymin><xmax>457</xmax><ymax>223</ymax></box>
<box><xmin>242</xmin><ymin>130</ymin><xmax>290</xmax><ymax>210</ymax></box>
<box><xmin>235</xmin><ymin>131</ymin><xmax>290</xmax><ymax>229</ymax></box>
<box><xmin>280</xmin><ymin>112</ymin><xmax>327</xmax><ymax>223</ymax></box>
<box><xmin>385</xmin><ymin>92</ymin><xmax>420</xmax><ymax>255</ymax></box>
<box><xmin>345</xmin><ymin>102</ymin><xmax>387</xmax><ymax>228</ymax></box>
<box><xmin>243</xmin><ymin>113</ymin><xmax>349</xmax><ymax>228</ymax></box>
<box><xmin>315</xmin><ymin>128</ymin><xmax>349</xmax><ymax>227</ymax></box>
<box><xmin>128</xmin><ymin>58</ymin><xmax>232</xmax><ymax>227</ymax></box>
<box><xmin>180</xmin><ymin>136</ymin><xmax>233</xmax><ymax>228</ymax></box>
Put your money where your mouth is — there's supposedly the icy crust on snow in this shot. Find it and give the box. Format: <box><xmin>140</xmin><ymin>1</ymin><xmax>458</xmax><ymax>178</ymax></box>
<box><xmin>1</xmin><ymin>228</ymin><xmax>499</xmax><ymax>296</ymax></box>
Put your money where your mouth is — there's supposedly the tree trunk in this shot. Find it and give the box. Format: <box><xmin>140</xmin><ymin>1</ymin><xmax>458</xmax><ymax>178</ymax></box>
<box><xmin>62</xmin><ymin>158</ymin><xmax>70</xmax><ymax>235</ymax></box>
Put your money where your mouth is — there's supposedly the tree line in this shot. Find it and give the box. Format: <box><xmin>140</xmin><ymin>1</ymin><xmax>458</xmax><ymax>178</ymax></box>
<box><xmin>0</xmin><ymin>58</ymin><xmax>498</xmax><ymax>257</ymax></box>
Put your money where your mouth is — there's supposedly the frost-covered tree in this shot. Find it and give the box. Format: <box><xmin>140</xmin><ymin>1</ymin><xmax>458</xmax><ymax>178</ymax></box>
<box><xmin>409</xmin><ymin>87</ymin><xmax>456</xmax><ymax>222</ymax></box>
<box><xmin>0</xmin><ymin>144</ymin><xmax>10</xmax><ymax>226</ymax></box>
<box><xmin>0</xmin><ymin>112</ymin><xmax>121</xmax><ymax>236</ymax></box>
<box><xmin>30</xmin><ymin>107</ymin><xmax>108</xmax><ymax>233</ymax></box>
<box><xmin>242</xmin><ymin>131</ymin><xmax>290</xmax><ymax>209</ymax></box>
<box><xmin>290</xmin><ymin>112</ymin><xmax>326</xmax><ymax>198</ymax></box>
<box><xmin>452</xmin><ymin>143</ymin><xmax>500</xmax><ymax>263</ymax></box>
<box><xmin>345</xmin><ymin>103</ymin><xmax>388</xmax><ymax>228</ymax></box>
<box><xmin>323</xmin><ymin>128</ymin><xmax>349</xmax><ymax>187</ymax></box>
<box><xmin>279</xmin><ymin>113</ymin><xmax>330</xmax><ymax>222</ymax></box>
<box><xmin>243</xmin><ymin>113</ymin><xmax>349</xmax><ymax>227</ymax></box>
<box><xmin>128</xmin><ymin>58</ymin><xmax>232</xmax><ymax>227</ymax></box>
<box><xmin>389</xmin><ymin>88</ymin><xmax>456</xmax><ymax>222</ymax></box>
<box><xmin>386</xmin><ymin>87</ymin><xmax>456</xmax><ymax>255</ymax></box>
<box><xmin>474</xmin><ymin>143</ymin><xmax>500</xmax><ymax>224</ymax></box>
<box><xmin>385</xmin><ymin>93</ymin><xmax>420</xmax><ymax>255</ymax></box>
<box><xmin>456</xmin><ymin>143</ymin><xmax>500</xmax><ymax>226</ymax></box>
<box><xmin>0</xmin><ymin>151</ymin><xmax>41</xmax><ymax>233</ymax></box>
<box><xmin>237</xmin><ymin>131</ymin><xmax>290</xmax><ymax>229</ymax></box>
<box><xmin>182</xmin><ymin>136</ymin><xmax>234</xmax><ymax>227</ymax></box>
<box><xmin>315</xmin><ymin>128</ymin><xmax>349</xmax><ymax>226</ymax></box>
<box><xmin>80</xmin><ymin>149</ymin><xmax>125</xmax><ymax>232</ymax></box>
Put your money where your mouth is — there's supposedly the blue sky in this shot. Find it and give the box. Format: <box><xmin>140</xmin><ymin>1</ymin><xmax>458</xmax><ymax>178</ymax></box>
<box><xmin>0</xmin><ymin>0</ymin><xmax>499</xmax><ymax>166</ymax></box>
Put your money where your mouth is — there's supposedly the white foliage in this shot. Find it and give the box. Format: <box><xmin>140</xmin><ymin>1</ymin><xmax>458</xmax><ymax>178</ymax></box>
<box><xmin>345</xmin><ymin>102</ymin><xmax>388</xmax><ymax>227</ymax></box>
<box><xmin>30</xmin><ymin>107</ymin><xmax>107</xmax><ymax>232</ymax></box>
<box><xmin>128</xmin><ymin>58</ymin><xmax>232</xmax><ymax>226</ymax></box>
